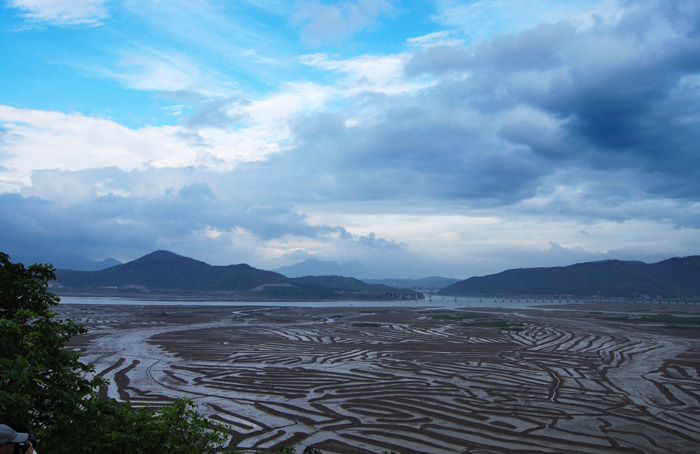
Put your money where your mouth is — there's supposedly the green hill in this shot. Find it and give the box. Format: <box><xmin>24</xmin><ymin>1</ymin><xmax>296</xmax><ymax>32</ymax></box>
<box><xmin>363</xmin><ymin>276</ymin><xmax>460</xmax><ymax>289</ymax></box>
<box><xmin>53</xmin><ymin>250</ymin><xmax>417</xmax><ymax>300</ymax></box>
<box><xmin>292</xmin><ymin>275</ymin><xmax>421</xmax><ymax>298</ymax></box>
<box><xmin>54</xmin><ymin>250</ymin><xmax>287</xmax><ymax>291</ymax></box>
<box><xmin>439</xmin><ymin>256</ymin><xmax>700</xmax><ymax>298</ymax></box>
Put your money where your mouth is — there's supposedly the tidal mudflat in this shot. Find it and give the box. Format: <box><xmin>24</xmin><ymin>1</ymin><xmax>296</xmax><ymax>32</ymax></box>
<box><xmin>59</xmin><ymin>302</ymin><xmax>700</xmax><ymax>453</ymax></box>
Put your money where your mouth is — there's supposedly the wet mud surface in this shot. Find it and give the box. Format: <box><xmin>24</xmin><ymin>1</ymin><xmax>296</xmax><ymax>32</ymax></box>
<box><xmin>60</xmin><ymin>303</ymin><xmax>700</xmax><ymax>453</ymax></box>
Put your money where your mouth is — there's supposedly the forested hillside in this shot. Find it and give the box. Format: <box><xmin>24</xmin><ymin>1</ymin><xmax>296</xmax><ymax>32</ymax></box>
<box><xmin>439</xmin><ymin>257</ymin><xmax>700</xmax><ymax>297</ymax></box>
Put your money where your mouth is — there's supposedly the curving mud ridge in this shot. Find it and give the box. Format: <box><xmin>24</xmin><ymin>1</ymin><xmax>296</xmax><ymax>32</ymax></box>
<box><xmin>60</xmin><ymin>303</ymin><xmax>700</xmax><ymax>453</ymax></box>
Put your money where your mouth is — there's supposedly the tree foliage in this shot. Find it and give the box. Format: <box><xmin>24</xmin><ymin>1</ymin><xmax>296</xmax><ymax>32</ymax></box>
<box><xmin>0</xmin><ymin>252</ymin><xmax>98</xmax><ymax>430</ymax></box>
<box><xmin>0</xmin><ymin>253</ymin><xmax>227</xmax><ymax>454</ymax></box>
<box><xmin>71</xmin><ymin>397</ymin><xmax>227</xmax><ymax>454</ymax></box>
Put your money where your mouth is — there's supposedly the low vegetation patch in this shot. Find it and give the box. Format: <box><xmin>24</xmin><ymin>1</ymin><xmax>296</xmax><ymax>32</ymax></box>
<box><xmin>352</xmin><ymin>322</ymin><xmax>383</xmax><ymax>328</ymax></box>
<box><xmin>430</xmin><ymin>313</ymin><xmax>487</xmax><ymax>321</ymax></box>
<box><xmin>464</xmin><ymin>319</ymin><xmax>524</xmax><ymax>331</ymax></box>
<box><xmin>150</xmin><ymin>311</ymin><xmax>193</xmax><ymax>318</ymax></box>
<box><xmin>596</xmin><ymin>313</ymin><xmax>700</xmax><ymax>327</ymax></box>
<box><xmin>665</xmin><ymin>325</ymin><xmax>700</xmax><ymax>331</ymax></box>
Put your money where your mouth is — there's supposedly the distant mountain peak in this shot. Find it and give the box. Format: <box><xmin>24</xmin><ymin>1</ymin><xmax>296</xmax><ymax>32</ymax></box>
<box><xmin>143</xmin><ymin>250</ymin><xmax>188</xmax><ymax>259</ymax></box>
<box><xmin>130</xmin><ymin>250</ymin><xmax>209</xmax><ymax>267</ymax></box>
<box><xmin>12</xmin><ymin>253</ymin><xmax>121</xmax><ymax>271</ymax></box>
<box><xmin>55</xmin><ymin>250</ymin><xmax>280</xmax><ymax>292</ymax></box>
<box><xmin>274</xmin><ymin>258</ymin><xmax>368</xmax><ymax>278</ymax></box>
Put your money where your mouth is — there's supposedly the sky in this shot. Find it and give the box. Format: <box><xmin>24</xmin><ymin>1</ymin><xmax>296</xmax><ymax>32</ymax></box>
<box><xmin>1</xmin><ymin>0</ymin><xmax>699</xmax><ymax>279</ymax></box>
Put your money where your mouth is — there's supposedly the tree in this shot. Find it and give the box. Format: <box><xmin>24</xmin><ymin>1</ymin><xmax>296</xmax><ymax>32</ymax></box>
<box><xmin>0</xmin><ymin>253</ymin><xmax>227</xmax><ymax>454</ymax></box>
<box><xmin>0</xmin><ymin>252</ymin><xmax>98</xmax><ymax>431</ymax></box>
<box><xmin>72</xmin><ymin>396</ymin><xmax>228</xmax><ymax>454</ymax></box>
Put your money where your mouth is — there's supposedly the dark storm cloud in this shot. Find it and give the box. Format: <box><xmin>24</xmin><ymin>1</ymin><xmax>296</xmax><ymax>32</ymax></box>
<box><xmin>219</xmin><ymin>0</ymin><xmax>698</xmax><ymax>236</ymax></box>
<box><xmin>0</xmin><ymin>192</ymin><xmax>157</xmax><ymax>260</ymax></box>
<box><xmin>400</xmin><ymin>0</ymin><xmax>700</xmax><ymax>204</ymax></box>
<box><xmin>406</xmin><ymin>22</ymin><xmax>575</xmax><ymax>75</ymax></box>
<box><xmin>282</xmin><ymin>103</ymin><xmax>548</xmax><ymax>206</ymax></box>
<box><xmin>0</xmin><ymin>167</ymin><xmax>403</xmax><ymax>262</ymax></box>
<box><xmin>241</xmin><ymin>204</ymin><xmax>334</xmax><ymax>240</ymax></box>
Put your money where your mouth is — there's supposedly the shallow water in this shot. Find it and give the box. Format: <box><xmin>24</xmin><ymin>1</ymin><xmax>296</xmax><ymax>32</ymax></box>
<box><xmin>58</xmin><ymin>294</ymin><xmax>565</xmax><ymax>309</ymax></box>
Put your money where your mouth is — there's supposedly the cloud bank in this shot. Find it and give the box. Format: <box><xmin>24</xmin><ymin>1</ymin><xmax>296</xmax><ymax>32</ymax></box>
<box><xmin>1</xmin><ymin>0</ymin><xmax>699</xmax><ymax>278</ymax></box>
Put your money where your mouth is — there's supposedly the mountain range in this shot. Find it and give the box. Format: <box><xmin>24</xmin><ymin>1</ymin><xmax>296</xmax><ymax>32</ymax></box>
<box><xmin>12</xmin><ymin>254</ymin><xmax>121</xmax><ymax>271</ymax></box>
<box><xmin>438</xmin><ymin>257</ymin><xmax>700</xmax><ymax>298</ymax></box>
<box><xmin>37</xmin><ymin>251</ymin><xmax>700</xmax><ymax>299</ymax></box>
<box><xmin>273</xmin><ymin>258</ymin><xmax>369</xmax><ymax>278</ymax></box>
<box><xmin>53</xmin><ymin>250</ymin><xmax>421</xmax><ymax>301</ymax></box>
<box><xmin>273</xmin><ymin>260</ymin><xmax>459</xmax><ymax>289</ymax></box>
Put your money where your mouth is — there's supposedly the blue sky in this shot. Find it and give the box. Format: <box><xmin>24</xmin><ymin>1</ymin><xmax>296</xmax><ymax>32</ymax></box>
<box><xmin>1</xmin><ymin>0</ymin><xmax>699</xmax><ymax>279</ymax></box>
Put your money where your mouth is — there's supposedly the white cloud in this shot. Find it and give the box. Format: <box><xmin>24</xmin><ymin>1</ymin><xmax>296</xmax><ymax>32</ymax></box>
<box><xmin>300</xmin><ymin>52</ymin><xmax>433</xmax><ymax>100</ymax></box>
<box><xmin>96</xmin><ymin>48</ymin><xmax>236</xmax><ymax>97</ymax></box>
<box><xmin>293</xmin><ymin>0</ymin><xmax>395</xmax><ymax>45</ymax></box>
<box><xmin>246</xmin><ymin>81</ymin><xmax>332</xmax><ymax>132</ymax></box>
<box><xmin>0</xmin><ymin>106</ymin><xmax>279</xmax><ymax>194</ymax></box>
<box><xmin>407</xmin><ymin>31</ymin><xmax>465</xmax><ymax>49</ymax></box>
<box><xmin>115</xmin><ymin>51</ymin><xmax>201</xmax><ymax>92</ymax></box>
<box><xmin>0</xmin><ymin>74</ymin><xmax>341</xmax><ymax>195</ymax></box>
<box><xmin>301</xmin><ymin>206</ymin><xmax>699</xmax><ymax>277</ymax></box>
<box><xmin>8</xmin><ymin>0</ymin><xmax>108</xmax><ymax>26</ymax></box>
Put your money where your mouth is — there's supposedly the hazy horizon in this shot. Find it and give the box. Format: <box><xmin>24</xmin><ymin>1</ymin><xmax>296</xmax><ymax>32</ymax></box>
<box><xmin>2</xmin><ymin>1</ymin><xmax>699</xmax><ymax>279</ymax></box>
<box><xmin>10</xmin><ymin>249</ymin><xmax>694</xmax><ymax>284</ymax></box>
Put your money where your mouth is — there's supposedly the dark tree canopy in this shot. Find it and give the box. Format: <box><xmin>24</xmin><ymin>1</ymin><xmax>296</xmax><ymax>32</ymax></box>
<box><xmin>0</xmin><ymin>253</ymin><xmax>227</xmax><ymax>454</ymax></box>
<box><xmin>0</xmin><ymin>252</ymin><xmax>97</xmax><ymax>430</ymax></box>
